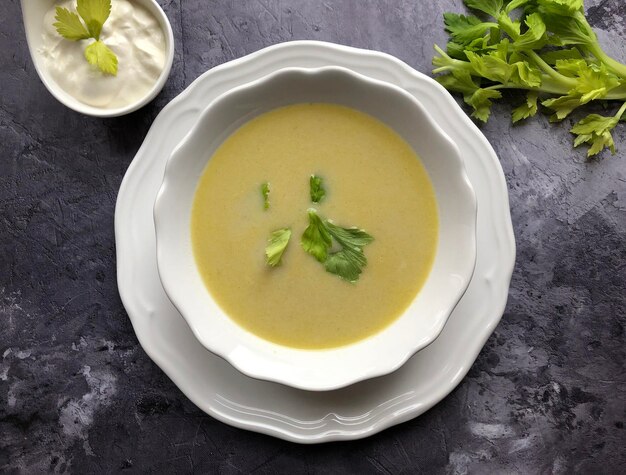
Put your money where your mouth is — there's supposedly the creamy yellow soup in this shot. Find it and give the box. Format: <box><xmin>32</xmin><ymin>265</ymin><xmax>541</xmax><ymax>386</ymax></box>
<box><xmin>191</xmin><ymin>103</ymin><xmax>438</xmax><ymax>349</ymax></box>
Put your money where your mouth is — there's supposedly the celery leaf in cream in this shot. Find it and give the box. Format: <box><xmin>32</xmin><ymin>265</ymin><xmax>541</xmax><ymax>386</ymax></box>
<box><xmin>53</xmin><ymin>7</ymin><xmax>90</xmax><ymax>40</ymax></box>
<box><xmin>54</xmin><ymin>0</ymin><xmax>118</xmax><ymax>76</ymax></box>
<box><xmin>85</xmin><ymin>40</ymin><xmax>118</xmax><ymax>76</ymax></box>
<box><xmin>76</xmin><ymin>0</ymin><xmax>111</xmax><ymax>40</ymax></box>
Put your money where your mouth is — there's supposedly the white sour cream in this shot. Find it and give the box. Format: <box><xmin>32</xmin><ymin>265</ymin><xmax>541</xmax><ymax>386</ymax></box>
<box><xmin>40</xmin><ymin>0</ymin><xmax>166</xmax><ymax>109</ymax></box>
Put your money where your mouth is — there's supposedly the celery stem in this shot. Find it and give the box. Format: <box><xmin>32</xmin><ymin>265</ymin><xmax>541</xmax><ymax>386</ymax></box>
<box><xmin>587</xmin><ymin>43</ymin><xmax>626</xmax><ymax>80</ymax></box>
<box><xmin>527</xmin><ymin>51</ymin><xmax>578</xmax><ymax>89</ymax></box>
<box><xmin>573</xmin><ymin>11</ymin><xmax>626</xmax><ymax>79</ymax></box>
<box><xmin>488</xmin><ymin>27</ymin><xmax>501</xmax><ymax>46</ymax></box>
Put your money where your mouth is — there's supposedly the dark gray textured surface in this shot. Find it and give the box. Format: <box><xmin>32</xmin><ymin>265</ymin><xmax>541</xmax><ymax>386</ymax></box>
<box><xmin>1</xmin><ymin>0</ymin><xmax>625</xmax><ymax>473</ymax></box>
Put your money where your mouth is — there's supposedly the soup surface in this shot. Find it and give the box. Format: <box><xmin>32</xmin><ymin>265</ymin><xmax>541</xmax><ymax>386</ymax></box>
<box><xmin>191</xmin><ymin>103</ymin><xmax>438</xmax><ymax>349</ymax></box>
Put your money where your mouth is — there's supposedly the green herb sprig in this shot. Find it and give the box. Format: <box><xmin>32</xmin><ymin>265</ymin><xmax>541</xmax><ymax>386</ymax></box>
<box><xmin>262</xmin><ymin>176</ymin><xmax>374</xmax><ymax>282</ymax></box>
<box><xmin>265</xmin><ymin>228</ymin><xmax>292</xmax><ymax>266</ymax></box>
<box><xmin>301</xmin><ymin>209</ymin><xmax>374</xmax><ymax>283</ymax></box>
<box><xmin>54</xmin><ymin>0</ymin><xmax>118</xmax><ymax>75</ymax></box>
<box><xmin>261</xmin><ymin>182</ymin><xmax>271</xmax><ymax>210</ymax></box>
<box><xmin>309</xmin><ymin>175</ymin><xmax>326</xmax><ymax>203</ymax></box>
<box><xmin>432</xmin><ymin>0</ymin><xmax>626</xmax><ymax>157</ymax></box>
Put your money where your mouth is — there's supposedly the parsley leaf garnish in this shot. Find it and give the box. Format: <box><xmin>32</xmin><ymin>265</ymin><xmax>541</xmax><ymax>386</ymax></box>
<box><xmin>301</xmin><ymin>209</ymin><xmax>332</xmax><ymax>262</ymax></box>
<box><xmin>432</xmin><ymin>0</ymin><xmax>626</xmax><ymax>157</ymax></box>
<box><xmin>261</xmin><ymin>182</ymin><xmax>270</xmax><ymax>210</ymax></box>
<box><xmin>301</xmin><ymin>209</ymin><xmax>374</xmax><ymax>283</ymax></box>
<box><xmin>54</xmin><ymin>0</ymin><xmax>118</xmax><ymax>75</ymax></box>
<box><xmin>326</xmin><ymin>221</ymin><xmax>375</xmax><ymax>249</ymax></box>
<box><xmin>265</xmin><ymin>228</ymin><xmax>292</xmax><ymax>267</ymax></box>
<box><xmin>324</xmin><ymin>221</ymin><xmax>374</xmax><ymax>283</ymax></box>
<box><xmin>324</xmin><ymin>247</ymin><xmax>368</xmax><ymax>283</ymax></box>
<box><xmin>309</xmin><ymin>175</ymin><xmax>326</xmax><ymax>203</ymax></box>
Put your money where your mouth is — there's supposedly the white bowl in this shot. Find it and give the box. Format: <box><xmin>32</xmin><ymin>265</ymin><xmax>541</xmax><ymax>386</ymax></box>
<box><xmin>21</xmin><ymin>0</ymin><xmax>174</xmax><ymax>117</ymax></box>
<box><xmin>154</xmin><ymin>66</ymin><xmax>477</xmax><ymax>391</ymax></box>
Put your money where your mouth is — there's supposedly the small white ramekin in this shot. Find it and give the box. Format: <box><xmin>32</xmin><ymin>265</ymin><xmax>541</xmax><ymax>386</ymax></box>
<box><xmin>21</xmin><ymin>0</ymin><xmax>174</xmax><ymax>117</ymax></box>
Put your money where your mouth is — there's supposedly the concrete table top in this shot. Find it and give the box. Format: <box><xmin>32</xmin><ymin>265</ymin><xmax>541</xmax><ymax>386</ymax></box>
<box><xmin>1</xmin><ymin>0</ymin><xmax>624</xmax><ymax>472</ymax></box>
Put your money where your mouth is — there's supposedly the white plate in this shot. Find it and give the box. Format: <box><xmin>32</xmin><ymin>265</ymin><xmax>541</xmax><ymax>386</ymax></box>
<box><xmin>115</xmin><ymin>41</ymin><xmax>515</xmax><ymax>443</ymax></box>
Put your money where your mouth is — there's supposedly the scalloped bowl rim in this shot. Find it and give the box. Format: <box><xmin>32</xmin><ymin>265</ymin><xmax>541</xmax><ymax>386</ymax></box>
<box><xmin>154</xmin><ymin>66</ymin><xmax>477</xmax><ymax>391</ymax></box>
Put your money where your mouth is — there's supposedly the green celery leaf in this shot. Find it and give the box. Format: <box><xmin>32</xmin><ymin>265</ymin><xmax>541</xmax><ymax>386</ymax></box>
<box><xmin>53</xmin><ymin>7</ymin><xmax>91</xmax><ymax>40</ymax></box>
<box><xmin>465</xmin><ymin>42</ymin><xmax>513</xmax><ymax>83</ymax></box>
<box><xmin>436</xmin><ymin>69</ymin><xmax>480</xmax><ymax>95</ymax></box>
<box><xmin>300</xmin><ymin>211</ymin><xmax>374</xmax><ymax>283</ymax></box>
<box><xmin>301</xmin><ymin>209</ymin><xmax>332</xmax><ymax>262</ymax></box>
<box><xmin>510</xmin><ymin>60</ymin><xmax>543</xmax><ymax>87</ymax></box>
<box><xmin>447</xmin><ymin>36</ymin><xmax>491</xmax><ymax>60</ymax></box>
<box><xmin>571</xmin><ymin>63</ymin><xmax>621</xmax><ymax>104</ymax></box>
<box><xmin>570</xmin><ymin>113</ymin><xmax>619</xmax><ymax>156</ymax></box>
<box><xmin>554</xmin><ymin>58</ymin><xmax>587</xmax><ymax>77</ymax></box>
<box><xmin>537</xmin><ymin>0</ymin><xmax>584</xmax><ymax>16</ymax></box>
<box><xmin>505</xmin><ymin>0</ymin><xmax>531</xmax><ymax>13</ymax></box>
<box><xmin>447</xmin><ymin>41</ymin><xmax>468</xmax><ymax>60</ymax></box>
<box><xmin>512</xmin><ymin>91</ymin><xmax>539</xmax><ymax>122</ymax></box>
<box><xmin>84</xmin><ymin>40</ymin><xmax>118</xmax><ymax>75</ymax></box>
<box><xmin>541</xmin><ymin>94</ymin><xmax>582</xmax><ymax>120</ymax></box>
<box><xmin>540</xmin><ymin>47</ymin><xmax>583</xmax><ymax>65</ymax></box>
<box><xmin>497</xmin><ymin>11</ymin><xmax>521</xmax><ymax>39</ymax></box>
<box><xmin>325</xmin><ymin>222</ymin><xmax>375</xmax><ymax>249</ymax></box>
<box><xmin>464</xmin><ymin>88</ymin><xmax>503</xmax><ymax>122</ymax></box>
<box><xmin>76</xmin><ymin>0</ymin><xmax>111</xmax><ymax>39</ymax></box>
<box><xmin>309</xmin><ymin>175</ymin><xmax>326</xmax><ymax>203</ymax></box>
<box><xmin>265</xmin><ymin>228</ymin><xmax>292</xmax><ymax>266</ymax></box>
<box><xmin>570</xmin><ymin>114</ymin><xmax>618</xmax><ymax>136</ymax></box>
<box><xmin>261</xmin><ymin>182</ymin><xmax>270</xmax><ymax>210</ymax></box>
<box><xmin>543</xmin><ymin>62</ymin><xmax>620</xmax><ymax>116</ymax></box>
<box><xmin>444</xmin><ymin>13</ymin><xmax>497</xmax><ymax>45</ymax></box>
<box><xmin>464</xmin><ymin>0</ymin><xmax>503</xmax><ymax>18</ymax></box>
<box><xmin>541</xmin><ymin>13</ymin><xmax>594</xmax><ymax>46</ymax></box>
<box><xmin>513</xmin><ymin>13</ymin><xmax>547</xmax><ymax>49</ymax></box>
<box><xmin>444</xmin><ymin>13</ymin><xmax>480</xmax><ymax>35</ymax></box>
<box><xmin>324</xmin><ymin>221</ymin><xmax>374</xmax><ymax>283</ymax></box>
<box><xmin>324</xmin><ymin>247</ymin><xmax>368</xmax><ymax>283</ymax></box>
<box><xmin>435</xmin><ymin>0</ymin><xmax>625</xmax><ymax>159</ymax></box>
<box><xmin>433</xmin><ymin>44</ymin><xmax>475</xmax><ymax>74</ymax></box>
